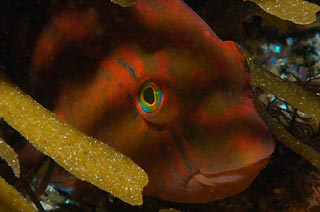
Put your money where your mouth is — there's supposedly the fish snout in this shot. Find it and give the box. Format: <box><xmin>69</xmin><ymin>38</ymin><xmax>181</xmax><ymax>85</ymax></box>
<box><xmin>141</xmin><ymin>87</ymin><xmax>275</xmax><ymax>203</ymax></box>
<box><xmin>166</xmin><ymin>96</ymin><xmax>275</xmax><ymax>202</ymax></box>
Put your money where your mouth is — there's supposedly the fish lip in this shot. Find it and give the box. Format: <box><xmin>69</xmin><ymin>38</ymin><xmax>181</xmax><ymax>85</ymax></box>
<box><xmin>197</xmin><ymin>136</ymin><xmax>275</xmax><ymax>176</ymax></box>
<box><xmin>187</xmin><ymin>157</ymin><xmax>270</xmax><ymax>186</ymax></box>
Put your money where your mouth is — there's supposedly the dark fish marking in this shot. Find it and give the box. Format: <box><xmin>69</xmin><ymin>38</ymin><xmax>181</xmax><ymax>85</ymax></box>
<box><xmin>140</xmin><ymin>129</ymin><xmax>150</xmax><ymax>146</ymax></box>
<box><xmin>126</xmin><ymin>93</ymin><xmax>134</xmax><ymax>103</ymax></box>
<box><xmin>171</xmin><ymin>131</ymin><xmax>194</xmax><ymax>172</ymax></box>
<box><xmin>132</xmin><ymin>110</ymin><xmax>139</xmax><ymax>118</ymax></box>
<box><xmin>118</xmin><ymin>59</ymin><xmax>137</xmax><ymax>80</ymax></box>
<box><xmin>159</xmin><ymin>142</ymin><xmax>180</xmax><ymax>182</ymax></box>
<box><xmin>176</xmin><ymin>142</ymin><xmax>194</xmax><ymax>172</ymax></box>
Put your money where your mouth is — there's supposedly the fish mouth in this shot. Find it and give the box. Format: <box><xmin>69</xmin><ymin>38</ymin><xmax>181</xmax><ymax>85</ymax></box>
<box><xmin>191</xmin><ymin>158</ymin><xmax>269</xmax><ymax>186</ymax></box>
<box><xmin>182</xmin><ymin>158</ymin><xmax>270</xmax><ymax>203</ymax></box>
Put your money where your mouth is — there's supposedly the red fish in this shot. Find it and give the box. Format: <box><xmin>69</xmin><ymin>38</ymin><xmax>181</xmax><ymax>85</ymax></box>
<box><xmin>31</xmin><ymin>0</ymin><xmax>274</xmax><ymax>203</ymax></box>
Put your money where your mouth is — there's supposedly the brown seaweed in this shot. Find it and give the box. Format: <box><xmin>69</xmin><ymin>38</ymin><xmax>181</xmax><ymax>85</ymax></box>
<box><xmin>244</xmin><ymin>0</ymin><xmax>320</xmax><ymax>25</ymax></box>
<box><xmin>0</xmin><ymin>71</ymin><xmax>148</xmax><ymax>206</ymax></box>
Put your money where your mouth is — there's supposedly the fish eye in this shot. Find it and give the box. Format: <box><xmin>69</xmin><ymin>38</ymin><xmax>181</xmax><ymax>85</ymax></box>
<box><xmin>143</xmin><ymin>87</ymin><xmax>155</xmax><ymax>104</ymax></box>
<box><xmin>138</xmin><ymin>80</ymin><xmax>163</xmax><ymax>114</ymax></box>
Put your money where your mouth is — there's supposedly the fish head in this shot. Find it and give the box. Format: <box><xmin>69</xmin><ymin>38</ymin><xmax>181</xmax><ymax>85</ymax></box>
<box><xmin>51</xmin><ymin>41</ymin><xmax>274</xmax><ymax>203</ymax></box>
<box><xmin>31</xmin><ymin>0</ymin><xmax>274</xmax><ymax>203</ymax></box>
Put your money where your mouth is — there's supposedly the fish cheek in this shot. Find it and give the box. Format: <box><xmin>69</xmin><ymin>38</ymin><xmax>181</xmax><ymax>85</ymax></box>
<box><xmin>178</xmin><ymin>92</ymin><xmax>240</xmax><ymax>159</ymax></box>
<box><xmin>179</xmin><ymin>92</ymin><xmax>274</xmax><ymax>172</ymax></box>
<box><xmin>139</xmin><ymin>129</ymin><xmax>196</xmax><ymax>196</ymax></box>
<box><xmin>92</xmin><ymin>113</ymin><xmax>152</xmax><ymax>160</ymax></box>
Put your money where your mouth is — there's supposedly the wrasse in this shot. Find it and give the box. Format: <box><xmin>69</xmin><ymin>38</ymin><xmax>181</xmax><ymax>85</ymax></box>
<box><xmin>30</xmin><ymin>0</ymin><xmax>274</xmax><ymax>203</ymax></box>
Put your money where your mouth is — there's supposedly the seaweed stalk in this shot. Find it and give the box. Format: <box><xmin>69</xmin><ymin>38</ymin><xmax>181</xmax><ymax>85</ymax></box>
<box><xmin>0</xmin><ymin>137</ymin><xmax>20</xmax><ymax>177</ymax></box>
<box><xmin>0</xmin><ymin>177</ymin><xmax>36</xmax><ymax>212</ymax></box>
<box><xmin>244</xmin><ymin>0</ymin><xmax>320</xmax><ymax>24</ymax></box>
<box><xmin>111</xmin><ymin>0</ymin><xmax>135</xmax><ymax>7</ymax></box>
<box><xmin>252</xmin><ymin>65</ymin><xmax>320</xmax><ymax>168</ymax></box>
<box><xmin>254</xmin><ymin>100</ymin><xmax>320</xmax><ymax>169</ymax></box>
<box><xmin>251</xmin><ymin>65</ymin><xmax>320</xmax><ymax>123</ymax></box>
<box><xmin>0</xmin><ymin>70</ymin><xmax>148</xmax><ymax>205</ymax></box>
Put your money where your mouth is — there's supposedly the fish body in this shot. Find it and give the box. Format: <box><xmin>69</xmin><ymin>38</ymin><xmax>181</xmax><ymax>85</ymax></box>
<box><xmin>30</xmin><ymin>0</ymin><xmax>274</xmax><ymax>203</ymax></box>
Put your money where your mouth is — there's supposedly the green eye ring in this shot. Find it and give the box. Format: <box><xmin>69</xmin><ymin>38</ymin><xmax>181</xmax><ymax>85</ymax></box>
<box><xmin>138</xmin><ymin>80</ymin><xmax>163</xmax><ymax>114</ymax></box>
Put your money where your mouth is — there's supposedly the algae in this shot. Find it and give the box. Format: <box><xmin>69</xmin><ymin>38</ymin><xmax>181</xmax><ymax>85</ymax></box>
<box><xmin>244</xmin><ymin>0</ymin><xmax>320</xmax><ymax>25</ymax></box>
<box><xmin>111</xmin><ymin>0</ymin><xmax>135</xmax><ymax>7</ymax></box>
<box><xmin>252</xmin><ymin>65</ymin><xmax>320</xmax><ymax>169</ymax></box>
<box><xmin>254</xmin><ymin>100</ymin><xmax>320</xmax><ymax>169</ymax></box>
<box><xmin>251</xmin><ymin>65</ymin><xmax>320</xmax><ymax>123</ymax></box>
<box><xmin>0</xmin><ymin>71</ymin><xmax>148</xmax><ymax>206</ymax></box>
<box><xmin>0</xmin><ymin>137</ymin><xmax>20</xmax><ymax>177</ymax></box>
<box><xmin>0</xmin><ymin>177</ymin><xmax>36</xmax><ymax>212</ymax></box>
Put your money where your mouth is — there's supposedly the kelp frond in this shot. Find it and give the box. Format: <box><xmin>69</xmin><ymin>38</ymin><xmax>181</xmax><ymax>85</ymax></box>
<box><xmin>254</xmin><ymin>100</ymin><xmax>320</xmax><ymax>169</ymax></box>
<box><xmin>0</xmin><ymin>71</ymin><xmax>148</xmax><ymax>206</ymax></box>
<box><xmin>244</xmin><ymin>0</ymin><xmax>320</xmax><ymax>25</ymax></box>
<box><xmin>252</xmin><ymin>65</ymin><xmax>320</xmax><ymax>169</ymax></box>
<box><xmin>252</xmin><ymin>65</ymin><xmax>320</xmax><ymax>123</ymax></box>
<box><xmin>0</xmin><ymin>177</ymin><xmax>36</xmax><ymax>212</ymax></box>
<box><xmin>111</xmin><ymin>0</ymin><xmax>135</xmax><ymax>7</ymax></box>
<box><xmin>0</xmin><ymin>137</ymin><xmax>20</xmax><ymax>177</ymax></box>
<box><xmin>0</xmin><ymin>133</ymin><xmax>32</xmax><ymax>211</ymax></box>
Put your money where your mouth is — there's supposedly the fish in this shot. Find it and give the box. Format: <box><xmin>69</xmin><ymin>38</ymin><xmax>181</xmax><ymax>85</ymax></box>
<box><xmin>30</xmin><ymin>0</ymin><xmax>274</xmax><ymax>203</ymax></box>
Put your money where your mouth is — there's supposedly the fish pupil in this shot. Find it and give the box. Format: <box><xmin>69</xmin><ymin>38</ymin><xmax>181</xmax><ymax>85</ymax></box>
<box><xmin>143</xmin><ymin>87</ymin><xmax>155</xmax><ymax>104</ymax></box>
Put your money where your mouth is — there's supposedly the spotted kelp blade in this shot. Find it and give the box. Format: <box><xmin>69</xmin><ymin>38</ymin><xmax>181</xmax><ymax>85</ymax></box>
<box><xmin>0</xmin><ymin>137</ymin><xmax>20</xmax><ymax>177</ymax></box>
<box><xmin>0</xmin><ymin>177</ymin><xmax>36</xmax><ymax>212</ymax></box>
<box><xmin>244</xmin><ymin>0</ymin><xmax>320</xmax><ymax>25</ymax></box>
<box><xmin>0</xmin><ymin>71</ymin><xmax>148</xmax><ymax>206</ymax></box>
<box><xmin>254</xmin><ymin>100</ymin><xmax>320</xmax><ymax>169</ymax></box>
<box><xmin>111</xmin><ymin>0</ymin><xmax>135</xmax><ymax>7</ymax></box>
<box><xmin>252</xmin><ymin>65</ymin><xmax>320</xmax><ymax>169</ymax></box>
<box><xmin>252</xmin><ymin>65</ymin><xmax>320</xmax><ymax>123</ymax></box>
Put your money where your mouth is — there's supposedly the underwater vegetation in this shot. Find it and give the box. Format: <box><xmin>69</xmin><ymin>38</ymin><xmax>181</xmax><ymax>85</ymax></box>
<box><xmin>245</xmin><ymin>0</ymin><xmax>320</xmax><ymax>25</ymax></box>
<box><xmin>252</xmin><ymin>66</ymin><xmax>320</xmax><ymax>169</ymax></box>
<box><xmin>0</xmin><ymin>71</ymin><xmax>148</xmax><ymax>206</ymax></box>
<box><xmin>111</xmin><ymin>0</ymin><xmax>135</xmax><ymax>7</ymax></box>
<box><xmin>0</xmin><ymin>176</ymin><xmax>35</xmax><ymax>212</ymax></box>
<box><xmin>0</xmin><ymin>0</ymin><xmax>319</xmax><ymax>211</ymax></box>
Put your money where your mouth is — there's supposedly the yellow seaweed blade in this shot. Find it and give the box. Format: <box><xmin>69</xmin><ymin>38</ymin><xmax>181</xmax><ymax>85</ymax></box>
<box><xmin>0</xmin><ymin>177</ymin><xmax>35</xmax><ymax>212</ymax></box>
<box><xmin>254</xmin><ymin>100</ymin><xmax>320</xmax><ymax>169</ymax></box>
<box><xmin>251</xmin><ymin>65</ymin><xmax>320</xmax><ymax>168</ymax></box>
<box><xmin>159</xmin><ymin>209</ymin><xmax>182</xmax><ymax>212</ymax></box>
<box><xmin>0</xmin><ymin>137</ymin><xmax>20</xmax><ymax>177</ymax></box>
<box><xmin>0</xmin><ymin>72</ymin><xmax>148</xmax><ymax>206</ymax></box>
<box><xmin>111</xmin><ymin>0</ymin><xmax>135</xmax><ymax>7</ymax></box>
<box><xmin>251</xmin><ymin>65</ymin><xmax>320</xmax><ymax>123</ymax></box>
<box><xmin>244</xmin><ymin>0</ymin><xmax>320</xmax><ymax>25</ymax></box>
